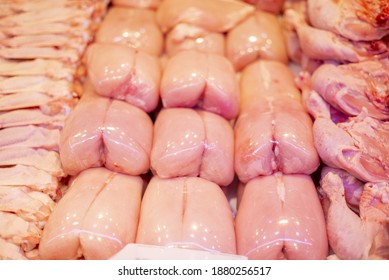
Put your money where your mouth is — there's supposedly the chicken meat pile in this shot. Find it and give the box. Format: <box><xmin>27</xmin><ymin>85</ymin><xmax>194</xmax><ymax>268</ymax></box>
<box><xmin>0</xmin><ymin>0</ymin><xmax>388</xmax><ymax>260</ymax></box>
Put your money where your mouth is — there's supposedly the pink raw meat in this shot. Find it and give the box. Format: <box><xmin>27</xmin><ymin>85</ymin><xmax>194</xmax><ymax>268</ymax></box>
<box><xmin>156</xmin><ymin>0</ymin><xmax>254</xmax><ymax>33</ymax></box>
<box><xmin>39</xmin><ymin>168</ymin><xmax>143</xmax><ymax>260</ymax></box>
<box><xmin>112</xmin><ymin>0</ymin><xmax>161</xmax><ymax>9</ymax></box>
<box><xmin>235</xmin><ymin>60</ymin><xmax>319</xmax><ymax>183</ymax></box>
<box><xmin>311</xmin><ymin>59</ymin><xmax>389</xmax><ymax>120</ymax></box>
<box><xmin>161</xmin><ymin>50</ymin><xmax>239</xmax><ymax>120</ymax></box>
<box><xmin>151</xmin><ymin>108</ymin><xmax>234</xmax><ymax>186</ymax></box>
<box><xmin>227</xmin><ymin>10</ymin><xmax>288</xmax><ymax>71</ymax></box>
<box><xmin>95</xmin><ymin>7</ymin><xmax>163</xmax><ymax>56</ymax></box>
<box><xmin>165</xmin><ymin>24</ymin><xmax>225</xmax><ymax>57</ymax></box>
<box><xmin>242</xmin><ymin>0</ymin><xmax>284</xmax><ymax>14</ymax></box>
<box><xmin>236</xmin><ymin>173</ymin><xmax>328</xmax><ymax>259</ymax></box>
<box><xmin>136</xmin><ymin>176</ymin><xmax>236</xmax><ymax>255</ymax></box>
<box><xmin>60</xmin><ymin>94</ymin><xmax>153</xmax><ymax>176</ymax></box>
<box><xmin>86</xmin><ymin>43</ymin><xmax>161</xmax><ymax>112</ymax></box>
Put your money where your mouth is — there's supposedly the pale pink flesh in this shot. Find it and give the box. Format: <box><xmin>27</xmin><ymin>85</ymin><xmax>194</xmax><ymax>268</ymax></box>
<box><xmin>0</xmin><ymin>165</ymin><xmax>58</xmax><ymax>196</ymax></box>
<box><xmin>86</xmin><ymin>43</ymin><xmax>161</xmax><ymax>112</ymax></box>
<box><xmin>165</xmin><ymin>24</ymin><xmax>225</xmax><ymax>57</ymax></box>
<box><xmin>311</xmin><ymin>59</ymin><xmax>389</xmax><ymax>120</ymax></box>
<box><xmin>112</xmin><ymin>0</ymin><xmax>161</xmax><ymax>9</ymax></box>
<box><xmin>0</xmin><ymin>186</ymin><xmax>55</xmax><ymax>223</ymax></box>
<box><xmin>151</xmin><ymin>108</ymin><xmax>205</xmax><ymax>178</ymax></box>
<box><xmin>0</xmin><ymin>237</ymin><xmax>27</xmax><ymax>260</ymax></box>
<box><xmin>136</xmin><ymin>176</ymin><xmax>236</xmax><ymax>254</ymax></box>
<box><xmin>0</xmin><ymin>47</ymin><xmax>80</xmax><ymax>64</ymax></box>
<box><xmin>0</xmin><ymin>92</ymin><xmax>53</xmax><ymax>112</ymax></box>
<box><xmin>244</xmin><ymin>0</ymin><xmax>284</xmax><ymax>14</ymax></box>
<box><xmin>161</xmin><ymin>50</ymin><xmax>239</xmax><ymax>120</ymax></box>
<box><xmin>80</xmin><ymin>172</ymin><xmax>143</xmax><ymax>260</ymax></box>
<box><xmin>307</xmin><ymin>0</ymin><xmax>389</xmax><ymax>41</ymax></box>
<box><xmin>198</xmin><ymin>111</ymin><xmax>234</xmax><ymax>186</ymax></box>
<box><xmin>227</xmin><ymin>11</ymin><xmax>288</xmax><ymax>71</ymax></box>
<box><xmin>236</xmin><ymin>174</ymin><xmax>328</xmax><ymax>259</ymax></box>
<box><xmin>156</xmin><ymin>0</ymin><xmax>254</xmax><ymax>33</ymax></box>
<box><xmin>0</xmin><ymin>125</ymin><xmax>60</xmax><ymax>150</ymax></box>
<box><xmin>95</xmin><ymin>7</ymin><xmax>163</xmax><ymax>56</ymax></box>
<box><xmin>60</xmin><ymin>95</ymin><xmax>152</xmax><ymax>176</ymax></box>
<box><xmin>39</xmin><ymin>168</ymin><xmax>143</xmax><ymax>260</ymax></box>
<box><xmin>235</xmin><ymin>60</ymin><xmax>319</xmax><ymax>182</ymax></box>
<box><xmin>0</xmin><ymin>147</ymin><xmax>63</xmax><ymax>176</ymax></box>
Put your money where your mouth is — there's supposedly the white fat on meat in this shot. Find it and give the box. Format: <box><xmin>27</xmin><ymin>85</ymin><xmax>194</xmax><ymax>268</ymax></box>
<box><xmin>226</xmin><ymin>10</ymin><xmax>288</xmax><ymax>71</ymax></box>
<box><xmin>307</xmin><ymin>0</ymin><xmax>389</xmax><ymax>41</ymax></box>
<box><xmin>136</xmin><ymin>176</ymin><xmax>236</xmax><ymax>255</ymax></box>
<box><xmin>95</xmin><ymin>7</ymin><xmax>163</xmax><ymax>56</ymax></box>
<box><xmin>161</xmin><ymin>50</ymin><xmax>239</xmax><ymax>120</ymax></box>
<box><xmin>60</xmin><ymin>94</ymin><xmax>153</xmax><ymax>176</ymax></box>
<box><xmin>86</xmin><ymin>43</ymin><xmax>161</xmax><ymax>112</ymax></box>
<box><xmin>151</xmin><ymin>108</ymin><xmax>234</xmax><ymax>187</ymax></box>
<box><xmin>156</xmin><ymin>0</ymin><xmax>254</xmax><ymax>33</ymax></box>
<box><xmin>235</xmin><ymin>60</ymin><xmax>319</xmax><ymax>183</ymax></box>
<box><xmin>236</xmin><ymin>173</ymin><xmax>328</xmax><ymax>259</ymax></box>
<box><xmin>39</xmin><ymin>168</ymin><xmax>143</xmax><ymax>260</ymax></box>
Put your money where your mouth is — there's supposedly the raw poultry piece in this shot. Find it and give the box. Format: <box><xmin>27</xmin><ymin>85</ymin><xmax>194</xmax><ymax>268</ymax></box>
<box><xmin>112</xmin><ymin>0</ymin><xmax>161</xmax><ymax>9</ymax></box>
<box><xmin>156</xmin><ymin>0</ymin><xmax>254</xmax><ymax>33</ymax></box>
<box><xmin>39</xmin><ymin>168</ymin><xmax>143</xmax><ymax>260</ymax></box>
<box><xmin>236</xmin><ymin>173</ymin><xmax>328</xmax><ymax>259</ymax></box>
<box><xmin>60</xmin><ymin>94</ymin><xmax>153</xmax><ymax>177</ymax></box>
<box><xmin>0</xmin><ymin>237</ymin><xmax>27</xmax><ymax>260</ymax></box>
<box><xmin>161</xmin><ymin>50</ymin><xmax>239</xmax><ymax>120</ymax></box>
<box><xmin>0</xmin><ymin>47</ymin><xmax>79</xmax><ymax>64</ymax></box>
<box><xmin>307</xmin><ymin>0</ymin><xmax>389</xmax><ymax>41</ymax></box>
<box><xmin>242</xmin><ymin>0</ymin><xmax>284</xmax><ymax>14</ymax></box>
<box><xmin>165</xmin><ymin>24</ymin><xmax>225</xmax><ymax>57</ymax></box>
<box><xmin>226</xmin><ymin>10</ymin><xmax>288</xmax><ymax>70</ymax></box>
<box><xmin>0</xmin><ymin>147</ymin><xmax>63</xmax><ymax>177</ymax></box>
<box><xmin>321</xmin><ymin>171</ymin><xmax>389</xmax><ymax>259</ymax></box>
<box><xmin>86</xmin><ymin>43</ymin><xmax>161</xmax><ymax>112</ymax></box>
<box><xmin>320</xmin><ymin>166</ymin><xmax>364</xmax><ymax>213</ymax></box>
<box><xmin>0</xmin><ymin>165</ymin><xmax>58</xmax><ymax>196</ymax></box>
<box><xmin>283</xmin><ymin>7</ymin><xmax>388</xmax><ymax>63</ymax></box>
<box><xmin>0</xmin><ymin>125</ymin><xmax>60</xmax><ymax>150</ymax></box>
<box><xmin>95</xmin><ymin>7</ymin><xmax>163</xmax><ymax>56</ymax></box>
<box><xmin>0</xmin><ymin>212</ymin><xmax>41</xmax><ymax>252</ymax></box>
<box><xmin>235</xmin><ymin>60</ymin><xmax>319</xmax><ymax>183</ymax></box>
<box><xmin>0</xmin><ymin>186</ymin><xmax>55</xmax><ymax>222</ymax></box>
<box><xmin>151</xmin><ymin>108</ymin><xmax>234</xmax><ymax>187</ymax></box>
<box><xmin>311</xmin><ymin>59</ymin><xmax>389</xmax><ymax>120</ymax></box>
<box><xmin>136</xmin><ymin>176</ymin><xmax>236</xmax><ymax>255</ymax></box>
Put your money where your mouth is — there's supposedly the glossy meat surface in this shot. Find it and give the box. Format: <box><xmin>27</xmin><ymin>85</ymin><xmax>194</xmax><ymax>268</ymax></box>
<box><xmin>236</xmin><ymin>174</ymin><xmax>328</xmax><ymax>259</ymax></box>
<box><xmin>136</xmin><ymin>176</ymin><xmax>236</xmax><ymax>254</ymax></box>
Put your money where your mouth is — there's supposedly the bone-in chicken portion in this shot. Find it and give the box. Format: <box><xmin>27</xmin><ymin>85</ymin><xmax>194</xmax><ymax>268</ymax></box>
<box><xmin>86</xmin><ymin>43</ymin><xmax>161</xmax><ymax>112</ymax></box>
<box><xmin>307</xmin><ymin>0</ymin><xmax>389</xmax><ymax>41</ymax></box>
<box><xmin>235</xmin><ymin>60</ymin><xmax>319</xmax><ymax>183</ymax></box>
<box><xmin>161</xmin><ymin>50</ymin><xmax>239</xmax><ymax>120</ymax></box>
<box><xmin>151</xmin><ymin>108</ymin><xmax>234</xmax><ymax>187</ymax></box>
<box><xmin>60</xmin><ymin>94</ymin><xmax>153</xmax><ymax>177</ymax></box>
<box><xmin>156</xmin><ymin>0</ymin><xmax>254</xmax><ymax>33</ymax></box>
<box><xmin>136</xmin><ymin>176</ymin><xmax>236</xmax><ymax>255</ymax></box>
<box><xmin>95</xmin><ymin>7</ymin><xmax>163</xmax><ymax>56</ymax></box>
<box><xmin>227</xmin><ymin>10</ymin><xmax>288</xmax><ymax>70</ymax></box>
<box><xmin>311</xmin><ymin>59</ymin><xmax>389</xmax><ymax>120</ymax></box>
<box><xmin>236</xmin><ymin>173</ymin><xmax>328</xmax><ymax>259</ymax></box>
<box><xmin>39</xmin><ymin>168</ymin><xmax>143</xmax><ymax>260</ymax></box>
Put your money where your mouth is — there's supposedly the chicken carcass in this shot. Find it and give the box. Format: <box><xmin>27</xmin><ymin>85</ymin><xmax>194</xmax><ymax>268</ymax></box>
<box><xmin>311</xmin><ymin>59</ymin><xmax>389</xmax><ymax>120</ymax></box>
<box><xmin>307</xmin><ymin>0</ymin><xmax>389</xmax><ymax>41</ymax></box>
<box><xmin>60</xmin><ymin>94</ymin><xmax>153</xmax><ymax>177</ymax></box>
<box><xmin>236</xmin><ymin>173</ymin><xmax>328</xmax><ymax>259</ymax></box>
<box><xmin>235</xmin><ymin>60</ymin><xmax>319</xmax><ymax>183</ymax></box>
<box><xmin>161</xmin><ymin>50</ymin><xmax>239</xmax><ymax>120</ymax></box>
<box><xmin>86</xmin><ymin>43</ymin><xmax>161</xmax><ymax>113</ymax></box>
<box><xmin>39</xmin><ymin>168</ymin><xmax>143</xmax><ymax>260</ymax></box>
<box><xmin>95</xmin><ymin>7</ymin><xmax>163</xmax><ymax>56</ymax></box>
<box><xmin>321</xmin><ymin>171</ymin><xmax>389</xmax><ymax>259</ymax></box>
<box><xmin>136</xmin><ymin>176</ymin><xmax>236</xmax><ymax>255</ymax></box>
<box><xmin>226</xmin><ymin>10</ymin><xmax>288</xmax><ymax>70</ymax></box>
<box><xmin>151</xmin><ymin>108</ymin><xmax>234</xmax><ymax>187</ymax></box>
<box><xmin>156</xmin><ymin>0</ymin><xmax>254</xmax><ymax>33</ymax></box>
